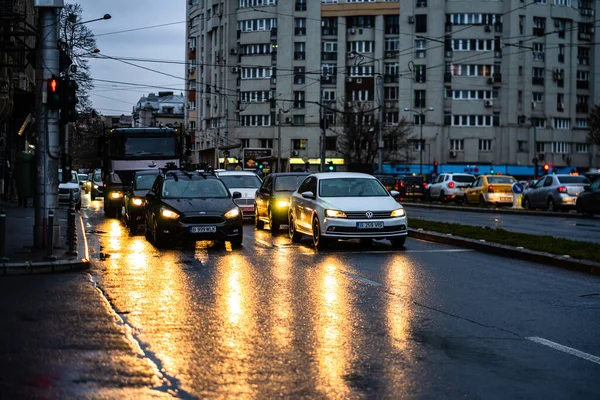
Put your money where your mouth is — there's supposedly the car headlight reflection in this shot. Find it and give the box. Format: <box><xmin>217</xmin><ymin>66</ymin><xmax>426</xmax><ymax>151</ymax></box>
<box><xmin>224</xmin><ymin>207</ymin><xmax>240</xmax><ymax>219</ymax></box>
<box><xmin>325</xmin><ymin>209</ymin><xmax>347</xmax><ymax>218</ymax></box>
<box><xmin>132</xmin><ymin>198</ymin><xmax>143</xmax><ymax>206</ymax></box>
<box><xmin>390</xmin><ymin>208</ymin><xmax>406</xmax><ymax>217</ymax></box>
<box><xmin>161</xmin><ymin>208</ymin><xmax>180</xmax><ymax>219</ymax></box>
<box><xmin>276</xmin><ymin>200</ymin><xmax>290</xmax><ymax>208</ymax></box>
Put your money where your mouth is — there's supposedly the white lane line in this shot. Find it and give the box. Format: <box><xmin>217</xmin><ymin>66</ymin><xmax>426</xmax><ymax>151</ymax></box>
<box><xmin>337</xmin><ymin>270</ymin><xmax>384</xmax><ymax>287</ymax></box>
<box><xmin>403</xmin><ymin>249</ymin><xmax>474</xmax><ymax>253</ymax></box>
<box><xmin>527</xmin><ymin>336</ymin><xmax>600</xmax><ymax>365</ymax></box>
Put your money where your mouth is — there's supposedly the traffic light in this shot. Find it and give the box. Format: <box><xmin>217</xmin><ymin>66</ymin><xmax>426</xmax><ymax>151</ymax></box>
<box><xmin>327</xmin><ymin>161</ymin><xmax>335</xmax><ymax>172</ymax></box>
<box><xmin>433</xmin><ymin>161</ymin><xmax>438</xmax><ymax>174</ymax></box>
<box><xmin>61</xmin><ymin>153</ymin><xmax>72</xmax><ymax>183</ymax></box>
<box><xmin>47</xmin><ymin>75</ymin><xmax>62</xmax><ymax>110</ymax></box>
<box><xmin>61</xmin><ymin>79</ymin><xmax>78</xmax><ymax>123</ymax></box>
<box><xmin>543</xmin><ymin>164</ymin><xmax>550</xmax><ymax>173</ymax></box>
<box><xmin>490</xmin><ymin>167</ymin><xmax>495</xmax><ymax>175</ymax></box>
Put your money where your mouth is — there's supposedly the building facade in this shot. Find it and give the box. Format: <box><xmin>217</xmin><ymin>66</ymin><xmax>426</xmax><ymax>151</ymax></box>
<box><xmin>132</xmin><ymin>91</ymin><xmax>185</xmax><ymax>131</ymax></box>
<box><xmin>186</xmin><ymin>0</ymin><xmax>598</xmax><ymax>176</ymax></box>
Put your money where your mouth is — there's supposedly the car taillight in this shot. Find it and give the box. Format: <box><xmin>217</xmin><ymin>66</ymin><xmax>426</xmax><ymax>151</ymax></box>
<box><xmin>400</xmin><ymin>182</ymin><xmax>405</xmax><ymax>187</ymax></box>
<box><xmin>557</xmin><ymin>186</ymin><xmax>567</xmax><ymax>193</ymax></box>
<box><xmin>423</xmin><ymin>182</ymin><xmax>428</xmax><ymax>188</ymax></box>
<box><xmin>395</xmin><ymin>183</ymin><xmax>399</xmax><ymax>190</ymax></box>
<box><xmin>488</xmin><ymin>185</ymin><xmax>494</xmax><ymax>193</ymax></box>
<box><xmin>448</xmin><ymin>181</ymin><xmax>455</xmax><ymax>189</ymax></box>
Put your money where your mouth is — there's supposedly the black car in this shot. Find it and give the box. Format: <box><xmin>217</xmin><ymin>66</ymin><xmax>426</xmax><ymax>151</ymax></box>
<box><xmin>576</xmin><ymin>178</ymin><xmax>600</xmax><ymax>216</ymax></box>
<box><xmin>124</xmin><ymin>169</ymin><xmax>160</xmax><ymax>231</ymax></box>
<box><xmin>397</xmin><ymin>175</ymin><xmax>426</xmax><ymax>199</ymax></box>
<box><xmin>254</xmin><ymin>172</ymin><xmax>309</xmax><ymax>233</ymax></box>
<box><xmin>143</xmin><ymin>169</ymin><xmax>243</xmax><ymax>247</ymax></box>
<box><xmin>90</xmin><ymin>169</ymin><xmax>103</xmax><ymax>200</ymax></box>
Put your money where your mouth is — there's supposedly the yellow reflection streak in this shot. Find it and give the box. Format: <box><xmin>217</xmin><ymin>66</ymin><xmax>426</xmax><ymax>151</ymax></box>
<box><xmin>315</xmin><ymin>259</ymin><xmax>351</xmax><ymax>397</ymax></box>
<box><xmin>107</xmin><ymin>220</ymin><xmax>122</xmax><ymax>252</ymax></box>
<box><xmin>385</xmin><ymin>255</ymin><xmax>414</xmax><ymax>350</ymax></box>
<box><xmin>271</xmin><ymin>249</ymin><xmax>293</xmax><ymax>350</ymax></box>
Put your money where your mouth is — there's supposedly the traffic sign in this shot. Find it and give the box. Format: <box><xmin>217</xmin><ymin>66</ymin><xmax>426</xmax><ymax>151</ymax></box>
<box><xmin>512</xmin><ymin>183</ymin><xmax>524</xmax><ymax>194</ymax></box>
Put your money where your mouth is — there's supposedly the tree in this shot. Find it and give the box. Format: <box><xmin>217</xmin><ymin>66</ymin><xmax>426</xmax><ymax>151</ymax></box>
<box><xmin>59</xmin><ymin>3</ymin><xmax>98</xmax><ymax>115</ymax></box>
<box><xmin>70</xmin><ymin>111</ymin><xmax>104</xmax><ymax>170</ymax></box>
<box><xmin>588</xmin><ymin>105</ymin><xmax>600</xmax><ymax>147</ymax></box>
<box><xmin>328</xmin><ymin>99</ymin><xmax>413</xmax><ymax>172</ymax></box>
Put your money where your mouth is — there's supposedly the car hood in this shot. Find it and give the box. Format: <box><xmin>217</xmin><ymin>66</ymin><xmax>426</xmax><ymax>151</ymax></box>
<box><xmin>226</xmin><ymin>188</ymin><xmax>258</xmax><ymax>199</ymax></box>
<box><xmin>132</xmin><ymin>189</ymin><xmax>150</xmax><ymax>198</ymax></box>
<box><xmin>162</xmin><ymin>198</ymin><xmax>235</xmax><ymax>214</ymax></box>
<box><xmin>59</xmin><ymin>182</ymin><xmax>79</xmax><ymax>190</ymax></box>
<box><xmin>317</xmin><ymin>196</ymin><xmax>401</xmax><ymax>211</ymax></box>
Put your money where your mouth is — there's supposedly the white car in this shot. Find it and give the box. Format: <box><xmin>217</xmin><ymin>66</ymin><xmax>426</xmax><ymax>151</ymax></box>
<box><xmin>427</xmin><ymin>173</ymin><xmax>476</xmax><ymax>202</ymax></box>
<box><xmin>288</xmin><ymin>172</ymin><xmax>408</xmax><ymax>249</ymax></box>
<box><xmin>58</xmin><ymin>170</ymin><xmax>82</xmax><ymax>210</ymax></box>
<box><xmin>216</xmin><ymin>170</ymin><xmax>262</xmax><ymax>219</ymax></box>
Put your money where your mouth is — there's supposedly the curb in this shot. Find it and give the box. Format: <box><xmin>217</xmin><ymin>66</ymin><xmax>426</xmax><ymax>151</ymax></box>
<box><xmin>402</xmin><ymin>202</ymin><xmax>594</xmax><ymax>219</ymax></box>
<box><xmin>0</xmin><ymin>212</ymin><xmax>90</xmax><ymax>276</ymax></box>
<box><xmin>408</xmin><ymin>228</ymin><xmax>600</xmax><ymax>276</ymax></box>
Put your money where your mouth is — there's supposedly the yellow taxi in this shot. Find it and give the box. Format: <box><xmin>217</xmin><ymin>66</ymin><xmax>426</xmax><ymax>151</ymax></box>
<box><xmin>463</xmin><ymin>175</ymin><xmax>516</xmax><ymax>206</ymax></box>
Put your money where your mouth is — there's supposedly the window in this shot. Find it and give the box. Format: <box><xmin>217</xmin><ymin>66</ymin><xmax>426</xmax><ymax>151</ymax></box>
<box><xmin>321</xmin><ymin>63</ymin><xmax>336</xmax><ymax>77</ymax></box>
<box><xmin>575</xmin><ymin>118</ymin><xmax>589</xmax><ymax>129</ymax></box>
<box><xmin>240</xmin><ymin>139</ymin><xmax>250</xmax><ymax>148</ymax></box>
<box><xmin>576</xmin><ymin>143</ymin><xmax>589</xmax><ymax>153</ymax></box>
<box><xmin>385</xmin><ymin>37</ymin><xmax>399</xmax><ymax>52</ymax></box>
<box><xmin>533</xmin><ymin>43</ymin><xmax>545</xmax><ymax>61</ymax></box>
<box><xmin>385</xmin><ymin>15</ymin><xmax>399</xmax><ymax>34</ymax></box>
<box><xmin>479</xmin><ymin>139</ymin><xmax>492</xmax><ymax>151</ymax></box>
<box><xmin>240</xmin><ymin>115</ymin><xmax>272</xmax><ymax>126</ymax></box>
<box><xmin>558</xmin><ymin>44</ymin><xmax>565</xmax><ymax>63</ymax></box>
<box><xmin>414</xmin><ymin>65</ymin><xmax>426</xmax><ymax>82</ymax></box>
<box><xmin>578</xmin><ymin>46</ymin><xmax>590</xmax><ymax>65</ymax></box>
<box><xmin>322</xmin><ymin>41</ymin><xmax>337</xmax><ymax>53</ymax></box>
<box><xmin>537</xmin><ymin>142</ymin><xmax>549</xmax><ymax>153</ymax></box>
<box><xmin>347</xmin><ymin>16</ymin><xmax>375</xmax><ymax>28</ymax></box>
<box><xmin>413</xmin><ymin>114</ymin><xmax>425</xmax><ymax>125</ymax></box>
<box><xmin>348</xmin><ymin>41</ymin><xmax>374</xmax><ymax>53</ymax></box>
<box><xmin>293</xmin><ymin>115</ymin><xmax>305</xmax><ymax>126</ymax></box>
<box><xmin>349</xmin><ymin>65</ymin><xmax>373</xmax><ymax>77</ymax></box>
<box><xmin>385</xmin><ymin>87</ymin><xmax>399</xmax><ymax>100</ymax></box>
<box><xmin>450</xmin><ymin>139</ymin><xmax>464</xmax><ymax>151</ymax></box>
<box><xmin>240</xmin><ymin>91</ymin><xmax>272</xmax><ymax>103</ymax></box>
<box><xmin>295</xmin><ymin>0</ymin><xmax>306</xmax><ymax>11</ymax></box>
<box><xmin>260</xmin><ymin>139</ymin><xmax>273</xmax><ymax>148</ymax></box>
<box><xmin>385</xmin><ymin>112</ymin><xmax>399</xmax><ymax>126</ymax></box>
<box><xmin>189</xmin><ymin>121</ymin><xmax>196</xmax><ymax>130</ymax></box>
<box><xmin>294</xmin><ymin>67</ymin><xmax>305</xmax><ymax>84</ymax></box>
<box><xmin>294</xmin><ymin>42</ymin><xmax>306</xmax><ymax>60</ymax></box>
<box><xmin>321</xmin><ymin>17</ymin><xmax>338</xmax><ymax>35</ymax></box>
<box><xmin>414</xmin><ymin>90</ymin><xmax>426</xmax><ymax>107</ymax></box>
<box><xmin>295</xmin><ymin>18</ymin><xmax>306</xmax><ymax>35</ymax></box>
<box><xmin>321</xmin><ymin>89</ymin><xmax>336</xmax><ymax>101</ymax></box>
<box><xmin>350</xmin><ymin>89</ymin><xmax>372</xmax><ymax>101</ymax></box>
<box><xmin>532</xmin><ymin>118</ymin><xmax>546</xmax><ymax>128</ymax></box>
<box><xmin>451</xmin><ymin>115</ymin><xmax>494</xmax><ymax>127</ymax></box>
<box><xmin>532</xmin><ymin>92</ymin><xmax>543</xmax><ymax>103</ymax></box>
<box><xmin>415</xmin><ymin>15</ymin><xmax>427</xmax><ymax>33</ymax></box>
<box><xmin>552</xmin><ymin>142</ymin><xmax>570</xmax><ymax>153</ymax></box>
<box><xmin>294</xmin><ymin>91</ymin><xmax>305</xmax><ymax>108</ymax></box>
<box><xmin>238</xmin><ymin>18</ymin><xmax>277</xmax><ymax>32</ymax></box>
<box><xmin>292</xmin><ymin>139</ymin><xmax>307</xmax><ymax>150</ymax></box>
<box><xmin>241</xmin><ymin>67</ymin><xmax>272</xmax><ymax>79</ymax></box>
<box><xmin>552</xmin><ymin>118</ymin><xmax>570</xmax><ymax>130</ymax></box>
<box><xmin>239</xmin><ymin>0</ymin><xmax>277</xmax><ymax>7</ymax></box>
<box><xmin>557</xmin><ymin>93</ymin><xmax>564</xmax><ymax>111</ymax></box>
<box><xmin>517</xmin><ymin>140</ymin><xmax>528</xmax><ymax>152</ymax></box>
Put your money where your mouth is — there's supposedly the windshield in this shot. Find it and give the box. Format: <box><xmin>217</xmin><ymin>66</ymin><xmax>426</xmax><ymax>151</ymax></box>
<box><xmin>135</xmin><ymin>174</ymin><xmax>158</xmax><ymax>190</ymax></box>
<box><xmin>113</xmin><ymin>135</ymin><xmax>177</xmax><ymax>157</ymax></box>
<box><xmin>93</xmin><ymin>171</ymin><xmax>102</xmax><ymax>183</ymax></box>
<box><xmin>487</xmin><ymin>177</ymin><xmax>516</xmax><ymax>184</ymax></box>
<box><xmin>220</xmin><ymin>175</ymin><xmax>262</xmax><ymax>189</ymax></box>
<box><xmin>453</xmin><ymin>175</ymin><xmax>475</xmax><ymax>183</ymax></box>
<box><xmin>162</xmin><ymin>179</ymin><xmax>230</xmax><ymax>198</ymax></box>
<box><xmin>557</xmin><ymin>176</ymin><xmax>590</xmax><ymax>184</ymax></box>
<box><xmin>275</xmin><ymin>175</ymin><xmax>307</xmax><ymax>192</ymax></box>
<box><xmin>320</xmin><ymin>178</ymin><xmax>389</xmax><ymax>197</ymax></box>
<box><xmin>78</xmin><ymin>174</ymin><xmax>87</xmax><ymax>182</ymax></box>
<box><xmin>58</xmin><ymin>171</ymin><xmax>78</xmax><ymax>184</ymax></box>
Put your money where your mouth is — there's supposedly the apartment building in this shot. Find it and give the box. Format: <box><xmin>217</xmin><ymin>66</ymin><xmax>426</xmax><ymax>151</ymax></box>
<box><xmin>399</xmin><ymin>0</ymin><xmax>599</xmax><ymax>175</ymax></box>
<box><xmin>132</xmin><ymin>91</ymin><xmax>185</xmax><ymax>130</ymax></box>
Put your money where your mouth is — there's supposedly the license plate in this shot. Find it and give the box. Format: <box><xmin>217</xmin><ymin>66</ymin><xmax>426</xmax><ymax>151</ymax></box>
<box><xmin>190</xmin><ymin>226</ymin><xmax>216</xmax><ymax>233</ymax></box>
<box><xmin>501</xmin><ymin>197</ymin><xmax>511</xmax><ymax>202</ymax></box>
<box><xmin>357</xmin><ymin>221</ymin><xmax>384</xmax><ymax>229</ymax></box>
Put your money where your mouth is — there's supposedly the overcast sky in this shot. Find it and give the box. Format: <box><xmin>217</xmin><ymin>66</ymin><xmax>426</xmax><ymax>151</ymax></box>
<box><xmin>75</xmin><ymin>0</ymin><xmax>186</xmax><ymax>117</ymax></box>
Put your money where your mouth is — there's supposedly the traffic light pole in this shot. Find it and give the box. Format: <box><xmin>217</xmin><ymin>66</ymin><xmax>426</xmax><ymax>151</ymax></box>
<box><xmin>35</xmin><ymin>4</ymin><xmax>63</xmax><ymax>248</ymax></box>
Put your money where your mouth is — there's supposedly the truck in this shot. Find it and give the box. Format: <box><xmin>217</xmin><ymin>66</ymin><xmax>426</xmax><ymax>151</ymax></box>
<box><xmin>99</xmin><ymin>127</ymin><xmax>182</xmax><ymax>218</ymax></box>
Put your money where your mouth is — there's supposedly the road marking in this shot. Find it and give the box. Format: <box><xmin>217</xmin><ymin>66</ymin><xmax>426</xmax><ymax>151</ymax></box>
<box><xmin>527</xmin><ymin>336</ymin><xmax>600</xmax><ymax>365</ymax></box>
<box><xmin>337</xmin><ymin>270</ymin><xmax>383</xmax><ymax>287</ymax></box>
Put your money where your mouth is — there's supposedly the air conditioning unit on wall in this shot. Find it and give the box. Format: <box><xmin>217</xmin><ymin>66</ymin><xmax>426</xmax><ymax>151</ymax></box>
<box><xmin>484</xmin><ymin>100</ymin><xmax>493</xmax><ymax>107</ymax></box>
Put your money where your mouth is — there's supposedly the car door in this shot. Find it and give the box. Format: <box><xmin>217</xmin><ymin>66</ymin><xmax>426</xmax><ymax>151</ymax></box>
<box><xmin>528</xmin><ymin>178</ymin><xmax>544</xmax><ymax>207</ymax></box>
<box><xmin>540</xmin><ymin>176</ymin><xmax>554</xmax><ymax>205</ymax></box>
<box><xmin>146</xmin><ymin>176</ymin><xmax>163</xmax><ymax>226</ymax></box>
<box><xmin>467</xmin><ymin>177</ymin><xmax>481</xmax><ymax>202</ymax></box>
<box><xmin>586</xmin><ymin>180</ymin><xmax>600</xmax><ymax>213</ymax></box>
<box><xmin>292</xmin><ymin>176</ymin><xmax>312</xmax><ymax>230</ymax></box>
<box><xmin>255</xmin><ymin>176</ymin><xmax>271</xmax><ymax>218</ymax></box>
<box><xmin>431</xmin><ymin>174</ymin><xmax>444</xmax><ymax>198</ymax></box>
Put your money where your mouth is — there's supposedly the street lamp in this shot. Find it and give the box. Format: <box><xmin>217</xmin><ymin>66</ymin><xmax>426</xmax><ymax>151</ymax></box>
<box><xmin>350</xmin><ymin>50</ymin><xmax>384</xmax><ymax>174</ymax></box>
<box><xmin>404</xmin><ymin>107</ymin><xmax>434</xmax><ymax>176</ymax></box>
<box><xmin>70</xmin><ymin>13</ymin><xmax>112</xmax><ymax>26</ymax></box>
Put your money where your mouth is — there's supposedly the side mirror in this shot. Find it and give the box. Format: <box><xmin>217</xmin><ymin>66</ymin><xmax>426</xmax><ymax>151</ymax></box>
<box><xmin>301</xmin><ymin>191</ymin><xmax>315</xmax><ymax>199</ymax></box>
<box><xmin>232</xmin><ymin>191</ymin><xmax>242</xmax><ymax>199</ymax></box>
<box><xmin>390</xmin><ymin>190</ymin><xmax>400</xmax><ymax>197</ymax></box>
<box><xmin>145</xmin><ymin>192</ymin><xmax>156</xmax><ymax>200</ymax></box>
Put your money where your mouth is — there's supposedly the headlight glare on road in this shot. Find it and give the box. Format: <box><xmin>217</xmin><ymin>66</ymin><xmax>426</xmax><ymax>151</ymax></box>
<box><xmin>390</xmin><ymin>208</ymin><xmax>405</xmax><ymax>217</ymax></box>
<box><xmin>110</xmin><ymin>192</ymin><xmax>123</xmax><ymax>199</ymax></box>
<box><xmin>325</xmin><ymin>209</ymin><xmax>347</xmax><ymax>218</ymax></box>
<box><xmin>132</xmin><ymin>198</ymin><xmax>143</xmax><ymax>206</ymax></box>
<box><xmin>224</xmin><ymin>207</ymin><xmax>240</xmax><ymax>219</ymax></box>
<box><xmin>277</xmin><ymin>200</ymin><xmax>290</xmax><ymax>208</ymax></box>
<box><xmin>161</xmin><ymin>208</ymin><xmax>180</xmax><ymax>219</ymax></box>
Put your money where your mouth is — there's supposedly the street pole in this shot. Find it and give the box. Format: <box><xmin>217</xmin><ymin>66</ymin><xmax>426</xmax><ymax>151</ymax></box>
<box><xmin>277</xmin><ymin>108</ymin><xmax>282</xmax><ymax>173</ymax></box>
<box><xmin>377</xmin><ymin>61</ymin><xmax>384</xmax><ymax>175</ymax></box>
<box><xmin>419</xmin><ymin>113</ymin><xmax>423</xmax><ymax>176</ymax></box>
<box><xmin>320</xmin><ymin>90</ymin><xmax>325</xmax><ymax>173</ymax></box>
<box><xmin>224</xmin><ymin>108</ymin><xmax>228</xmax><ymax>170</ymax></box>
<box><xmin>533</xmin><ymin>124</ymin><xmax>538</xmax><ymax>179</ymax></box>
<box><xmin>35</xmin><ymin>4</ymin><xmax>63</xmax><ymax>248</ymax></box>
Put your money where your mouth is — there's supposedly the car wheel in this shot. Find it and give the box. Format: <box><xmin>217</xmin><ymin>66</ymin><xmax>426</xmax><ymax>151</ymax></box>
<box><xmin>255</xmin><ymin>207</ymin><xmax>265</xmax><ymax>230</ymax></box>
<box><xmin>312</xmin><ymin>217</ymin><xmax>328</xmax><ymax>250</ymax></box>
<box><xmin>390</xmin><ymin>237</ymin><xmax>406</xmax><ymax>248</ymax></box>
<box><xmin>523</xmin><ymin>196</ymin><xmax>531</xmax><ymax>210</ymax></box>
<box><xmin>547</xmin><ymin>198</ymin><xmax>557</xmax><ymax>212</ymax></box>
<box><xmin>230</xmin><ymin>234</ymin><xmax>243</xmax><ymax>248</ymax></box>
<box><xmin>152</xmin><ymin>219</ymin><xmax>167</xmax><ymax>248</ymax></box>
<box><xmin>269</xmin><ymin>209</ymin><xmax>280</xmax><ymax>234</ymax></box>
<box><xmin>462</xmin><ymin>194</ymin><xmax>469</xmax><ymax>205</ymax></box>
<box><xmin>479</xmin><ymin>195</ymin><xmax>487</xmax><ymax>206</ymax></box>
<box><xmin>289</xmin><ymin>215</ymin><xmax>302</xmax><ymax>243</ymax></box>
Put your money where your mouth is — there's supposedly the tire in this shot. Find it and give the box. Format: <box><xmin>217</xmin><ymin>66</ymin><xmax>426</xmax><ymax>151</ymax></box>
<box><xmin>312</xmin><ymin>217</ymin><xmax>328</xmax><ymax>250</ymax></box>
<box><xmin>462</xmin><ymin>194</ymin><xmax>469</xmax><ymax>205</ymax></box>
<box><xmin>152</xmin><ymin>219</ymin><xmax>167</xmax><ymax>248</ymax></box>
<box><xmin>547</xmin><ymin>198</ymin><xmax>557</xmax><ymax>212</ymax></box>
<box><xmin>523</xmin><ymin>196</ymin><xmax>531</xmax><ymax>210</ymax></box>
<box><xmin>255</xmin><ymin>207</ymin><xmax>265</xmax><ymax>230</ymax></box>
<box><xmin>269</xmin><ymin>209</ymin><xmax>280</xmax><ymax>234</ymax></box>
<box><xmin>230</xmin><ymin>234</ymin><xmax>243</xmax><ymax>248</ymax></box>
<box><xmin>439</xmin><ymin>190</ymin><xmax>446</xmax><ymax>203</ymax></box>
<box><xmin>390</xmin><ymin>237</ymin><xmax>406</xmax><ymax>248</ymax></box>
<box><xmin>289</xmin><ymin>215</ymin><xmax>302</xmax><ymax>243</ymax></box>
<box><xmin>479</xmin><ymin>195</ymin><xmax>487</xmax><ymax>206</ymax></box>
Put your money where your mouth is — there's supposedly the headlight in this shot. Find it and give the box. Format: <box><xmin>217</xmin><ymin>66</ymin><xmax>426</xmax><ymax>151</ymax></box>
<box><xmin>132</xmin><ymin>198</ymin><xmax>143</xmax><ymax>206</ymax></box>
<box><xmin>94</xmin><ymin>184</ymin><xmax>99</xmax><ymax>189</ymax></box>
<box><xmin>224</xmin><ymin>207</ymin><xmax>240</xmax><ymax>219</ymax></box>
<box><xmin>110</xmin><ymin>192</ymin><xmax>123</xmax><ymax>199</ymax></box>
<box><xmin>390</xmin><ymin>208</ymin><xmax>406</xmax><ymax>217</ymax></box>
<box><xmin>276</xmin><ymin>200</ymin><xmax>290</xmax><ymax>208</ymax></box>
<box><xmin>161</xmin><ymin>208</ymin><xmax>180</xmax><ymax>219</ymax></box>
<box><xmin>325</xmin><ymin>209</ymin><xmax>347</xmax><ymax>218</ymax></box>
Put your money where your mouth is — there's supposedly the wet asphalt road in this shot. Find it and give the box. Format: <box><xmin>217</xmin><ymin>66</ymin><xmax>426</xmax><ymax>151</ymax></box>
<box><xmin>80</xmin><ymin>197</ymin><xmax>600</xmax><ymax>399</ymax></box>
<box><xmin>404</xmin><ymin>204</ymin><xmax>600</xmax><ymax>243</ymax></box>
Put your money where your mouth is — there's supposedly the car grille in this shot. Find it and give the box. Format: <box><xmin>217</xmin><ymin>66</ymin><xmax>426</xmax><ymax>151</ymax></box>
<box><xmin>234</xmin><ymin>198</ymin><xmax>253</xmax><ymax>205</ymax></box>
<box><xmin>344</xmin><ymin>211</ymin><xmax>393</xmax><ymax>219</ymax></box>
<box><xmin>327</xmin><ymin>225</ymin><xmax>406</xmax><ymax>233</ymax></box>
<box><xmin>59</xmin><ymin>188</ymin><xmax>72</xmax><ymax>195</ymax></box>
<box><xmin>180</xmin><ymin>216</ymin><xmax>225</xmax><ymax>224</ymax></box>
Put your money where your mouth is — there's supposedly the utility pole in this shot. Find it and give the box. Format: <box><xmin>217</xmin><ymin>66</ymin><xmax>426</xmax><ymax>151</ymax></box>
<box><xmin>320</xmin><ymin>90</ymin><xmax>325</xmax><ymax>172</ymax></box>
<box><xmin>34</xmin><ymin>1</ymin><xmax>64</xmax><ymax>248</ymax></box>
<box><xmin>223</xmin><ymin>108</ymin><xmax>228</xmax><ymax>170</ymax></box>
<box><xmin>377</xmin><ymin>60</ymin><xmax>384</xmax><ymax>175</ymax></box>
<box><xmin>277</xmin><ymin>108</ymin><xmax>282</xmax><ymax>173</ymax></box>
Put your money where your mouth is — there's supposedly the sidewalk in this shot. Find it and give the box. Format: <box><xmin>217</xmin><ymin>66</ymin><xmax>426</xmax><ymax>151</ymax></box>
<box><xmin>0</xmin><ymin>200</ymin><xmax>89</xmax><ymax>275</ymax></box>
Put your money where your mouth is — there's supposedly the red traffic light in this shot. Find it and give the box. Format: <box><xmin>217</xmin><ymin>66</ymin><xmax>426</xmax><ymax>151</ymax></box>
<box><xmin>543</xmin><ymin>164</ymin><xmax>549</xmax><ymax>171</ymax></box>
<box><xmin>49</xmin><ymin>78</ymin><xmax>58</xmax><ymax>93</ymax></box>
<box><xmin>433</xmin><ymin>161</ymin><xmax>439</xmax><ymax>166</ymax></box>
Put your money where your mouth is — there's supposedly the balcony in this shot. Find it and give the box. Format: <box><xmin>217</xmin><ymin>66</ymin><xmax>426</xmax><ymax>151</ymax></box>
<box><xmin>322</xmin><ymin>28</ymin><xmax>337</xmax><ymax>36</ymax></box>
<box><xmin>295</xmin><ymin>2</ymin><xmax>306</xmax><ymax>11</ymax></box>
<box><xmin>384</xmin><ymin>74</ymin><xmax>399</xmax><ymax>84</ymax></box>
<box><xmin>533</xmin><ymin>27</ymin><xmax>545</xmax><ymax>36</ymax></box>
<box><xmin>578</xmin><ymin>32</ymin><xmax>592</xmax><ymax>41</ymax></box>
<box><xmin>385</xmin><ymin>51</ymin><xmax>399</xmax><ymax>59</ymax></box>
<box><xmin>576</xmin><ymin>104</ymin><xmax>589</xmax><ymax>113</ymax></box>
<box><xmin>295</xmin><ymin>27</ymin><xmax>306</xmax><ymax>35</ymax></box>
<box><xmin>271</xmin><ymin>28</ymin><xmax>277</xmax><ymax>37</ymax></box>
<box><xmin>321</xmin><ymin>75</ymin><xmax>337</xmax><ymax>85</ymax></box>
<box><xmin>578</xmin><ymin>56</ymin><xmax>589</xmax><ymax>65</ymax></box>
<box><xmin>577</xmin><ymin>80</ymin><xmax>589</xmax><ymax>89</ymax></box>
<box><xmin>321</xmin><ymin>52</ymin><xmax>337</xmax><ymax>61</ymax></box>
<box><xmin>532</xmin><ymin>77</ymin><xmax>544</xmax><ymax>85</ymax></box>
<box><xmin>385</xmin><ymin>26</ymin><xmax>399</xmax><ymax>34</ymax></box>
<box><xmin>294</xmin><ymin>51</ymin><xmax>306</xmax><ymax>60</ymax></box>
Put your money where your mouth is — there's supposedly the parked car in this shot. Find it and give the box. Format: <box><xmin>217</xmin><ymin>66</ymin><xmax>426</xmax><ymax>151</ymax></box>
<box><xmin>78</xmin><ymin>173</ymin><xmax>90</xmax><ymax>193</ymax></box>
<box><xmin>288</xmin><ymin>172</ymin><xmax>408</xmax><ymax>249</ymax></box>
<box><xmin>463</xmin><ymin>175</ymin><xmax>516</xmax><ymax>206</ymax></box>
<box><xmin>426</xmin><ymin>173</ymin><xmax>475</xmax><ymax>202</ymax></box>
<box><xmin>522</xmin><ymin>174</ymin><xmax>591</xmax><ymax>211</ymax></box>
<box><xmin>90</xmin><ymin>169</ymin><xmax>103</xmax><ymax>200</ymax></box>
<box><xmin>396</xmin><ymin>175</ymin><xmax>427</xmax><ymax>200</ymax></box>
<box><xmin>123</xmin><ymin>169</ymin><xmax>160</xmax><ymax>231</ymax></box>
<box><xmin>58</xmin><ymin>170</ymin><xmax>82</xmax><ymax>210</ymax></box>
<box><xmin>255</xmin><ymin>172</ymin><xmax>309</xmax><ymax>233</ymax></box>
<box><xmin>576</xmin><ymin>178</ymin><xmax>600</xmax><ymax>216</ymax></box>
<box><xmin>143</xmin><ymin>169</ymin><xmax>243</xmax><ymax>247</ymax></box>
<box><xmin>216</xmin><ymin>170</ymin><xmax>262</xmax><ymax>220</ymax></box>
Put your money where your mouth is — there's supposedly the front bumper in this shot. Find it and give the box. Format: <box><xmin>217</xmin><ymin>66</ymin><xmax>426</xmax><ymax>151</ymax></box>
<box><xmin>321</xmin><ymin>216</ymin><xmax>408</xmax><ymax>239</ymax></box>
<box><xmin>483</xmin><ymin>193</ymin><xmax>513</xmax><ymax>204</ymax></box>
<box><xmin>157</xmin><ymin>215</ymin><xmax>243</xmax><ymax>241</ymax></box>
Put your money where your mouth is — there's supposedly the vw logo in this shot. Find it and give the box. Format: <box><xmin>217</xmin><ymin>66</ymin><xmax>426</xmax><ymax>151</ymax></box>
<box><xmin>199</xmin><ymin>211</ymin><xmax>206</xmax><ymax>215</ymax></box>
<box><xmin>365</xmin><ymin>211</ymin><xmax>373</xmax><ymax>219</ymax></box>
